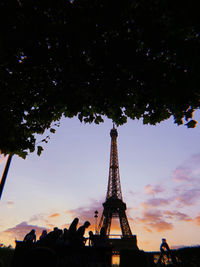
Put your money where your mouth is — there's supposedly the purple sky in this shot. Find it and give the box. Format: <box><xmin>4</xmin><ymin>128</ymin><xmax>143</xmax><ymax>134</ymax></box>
<box><xmin>1</xmin><ymin>115</ymin><xmax>200</xmax><ymax>251</ymax></box>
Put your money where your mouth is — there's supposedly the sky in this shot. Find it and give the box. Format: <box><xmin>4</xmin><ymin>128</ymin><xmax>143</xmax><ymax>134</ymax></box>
<box><xmin>0</xmin><ymin>114</ymin><xmax>200</xmax><ymax>251</ymax></box>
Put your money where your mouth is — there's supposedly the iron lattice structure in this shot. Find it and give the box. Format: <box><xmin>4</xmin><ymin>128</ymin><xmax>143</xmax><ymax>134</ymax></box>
<box><xmin>98</xmin><ymin>126</ymin><xmax>133</xmax><ymax>238</ymax></box>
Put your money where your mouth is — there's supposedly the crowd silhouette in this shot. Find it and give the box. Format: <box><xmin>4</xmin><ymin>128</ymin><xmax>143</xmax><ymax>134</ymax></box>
<box><xmin>21</xmin><ymin>217</ymin><xmax>108</xmax><ymax>250</ymax></box>
<box><xmin>13</xmin><ymin>220</ymin><xmax>181</xmax><ymax>266</ymax></box>
<box><xmin>12</xmin><ymin>218</ymin><xmax>112</xmax><ymax>267</ymax></box>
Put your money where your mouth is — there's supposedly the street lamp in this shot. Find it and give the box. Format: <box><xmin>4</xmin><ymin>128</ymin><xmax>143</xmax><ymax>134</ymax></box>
<box><xmin>94</xmin><ymin>210</ymin><xmax>98</xmax><ymax>234</ymax></box>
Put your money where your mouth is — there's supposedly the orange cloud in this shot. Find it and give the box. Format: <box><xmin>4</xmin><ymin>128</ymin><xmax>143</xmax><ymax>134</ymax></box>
<box><xmin>143</xmin><ymin>226</ymin><xmax>152</xmax><ymax>233</ymax></box>
<box><xmin>49</xmin><ymin>213</ymin><xmax>60</xmax><ymax>218</ymax></box>
<box><xmin>195</xmin><ymin>215</ymin><xmax>200</xmax><ymax>226</ymax></box>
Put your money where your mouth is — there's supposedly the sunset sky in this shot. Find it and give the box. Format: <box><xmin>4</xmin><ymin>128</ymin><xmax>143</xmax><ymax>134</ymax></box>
<box><xmin>1</xmin><ymin>114</ymin><xmax>200</xmax><ymax>251</ymax></box>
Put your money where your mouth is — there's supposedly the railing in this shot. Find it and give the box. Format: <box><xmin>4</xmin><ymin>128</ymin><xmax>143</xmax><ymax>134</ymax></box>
<box><xmin>108</xmin><ymin>235</ymin><xmax>122</xmax><ymax>239</ymax></box>
<box><xmin>108</xmin><ymin>234</ymin><xmax>136</xmax><ymax>239</ymax></box>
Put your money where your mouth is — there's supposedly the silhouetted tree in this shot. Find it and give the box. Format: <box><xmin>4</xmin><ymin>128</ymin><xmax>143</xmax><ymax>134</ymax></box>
<box><xmin>0</xmin><ymin>0</ymin><xmax>199</xmax><ymax>157</ymax></box>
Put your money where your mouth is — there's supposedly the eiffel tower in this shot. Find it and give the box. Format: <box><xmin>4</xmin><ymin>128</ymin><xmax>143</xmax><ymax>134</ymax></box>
<box><xmin>98</xmin><ymin>126</ymin><xmax>138</xmax><ymax>250</ymax></box>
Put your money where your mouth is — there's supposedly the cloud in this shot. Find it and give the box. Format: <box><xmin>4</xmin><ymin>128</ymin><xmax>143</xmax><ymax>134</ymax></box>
<box><xmin>163</xmin><ymin>211</ymin><xmax>191</xmax><ymax>221</ymax></box>
<box><xmin>29</xmin><ymin>212</ymin><xmax>61</xmax><ymax>226</ymax></box>
<box><xmin>2</xmin><ymin>222</ymin><xmax>47</xmax><ymax>242</ymax></box>
<box><xmin>6</xmin><ymin>201</ymin><xmax>14</xmax><ymax>207</ymax></box>
<box><xmin>144</xmin><ymin>184</ymin><xmax>164</xmax><ymax>195</ymax></box>
<box><xmin>49</xmin><ymin>213</ymin><xmax>60</xmax><ymax>218</ymax></box>
<box><xmin>29</xmin><ymin>213</ymin><xmax>47</xmax><ymax>223</ymax></box>
<box><xmin>137</xmin><ymin>210</ymin><xmax>173</xmax><ymax>232</ymax></box>
<box><xmin>143</xmin><ymin>226</ymin><xmax>152</xmax><ymax>233</ymax></box>
<box><xmin>173</xmin><ymin>167</ymin><xmax>193</xmax><ymax>182</ymax></box>
<box><xmin>142</xmin><ymin>198</ymin><xmax>172</xmax><ymax>209</ymax></box>
<box><xmin>148</xmin><ymin>221</ymin><xmax>173</xmax><ymax>232</ymax></box>
<box><xmin>69</xmin><ymin>201</ymin><xmax>103</xmax><ymax>230</ymax></box>
<box><xmin>68</xmin><ymin>199</ymin><xmax>103</xmax><ymax>224</ymax></box>
<box><xmin>172</xmin><ymin>154</ymin><xmax>200</xmax><ymax>183</ymax></box>
<box><xmin>175</xmin><ymin>188</ymin><xmax>200</xmax><ymax>206</ymax></box>
<box><xmin>188</xmin><ymin>154</ymin><xmax>200</xmax><ymax>165</ymax></box>
<box><xmin>194</xmin><ymin>215</ymin><xmax>200</xmax><ymax>226</ymax></box>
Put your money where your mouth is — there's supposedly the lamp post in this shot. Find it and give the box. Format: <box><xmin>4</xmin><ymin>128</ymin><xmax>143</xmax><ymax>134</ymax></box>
<box><xmin>0</xmin><ymin>154</ymin><xmax>13</xmax><ymax>200</ymax></box>
<box><xmin>94</xmin><ymin>210</ymin><xmax>98</xmax><ymax>234</ymax></box>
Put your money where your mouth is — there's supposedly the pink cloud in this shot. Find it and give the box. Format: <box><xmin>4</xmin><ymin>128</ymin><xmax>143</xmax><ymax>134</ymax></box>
<box><xmin>148</xmin><ymin>220</ymin><xmax>173</xmax><ymax>232</ymax></box>
<box><xmin>142</xmin><ymin>198</ymin><xmax>171</xmax><ymax>209</ymax></box>
<box><xmin>163</xmin><ymin>211</ymin><xmax>191</xmax><ymax>221</ymax></box>
<box><xmin>68</xmin><ymin>199</ymin><xmax>103</xmax><ymax>230</ymax></box>
<box><xmin>144</xmin><ymin>184</ymin><xmax>164</xmax><ymax>195</ymax></box>
<box><xmin>2</xmin><ymin>222</ymin><xmax>48</xmax><ymax>242</ymax></box>
<box><xmin>188</xmin><ymin>154</ymin><xmax>200</xmax><ymax>165</ymax></box>
<box><xmin>176</xmin><ymin>188</ymin><xmax>200</xmax><ymax>206</ymax></box>
<box><xmin>172</xmin><ymin>154</ymin><xmax>200</xmax><ymax>183</ymax></box>
<box><xmin>136</xmin><ymin>210</ymin><xmax>173</xmax><ymax>232</ymax></box>
<box><xmin>173</xmin><ymin>167</ymin><xmax>193</xmax><ymax>182</ymax></box>
<box><xmin>69</xmin><ymin>199</ymin><xmax>102</xmax><ymax>219</ymax></box>
<box><xmin>138</xmin><ymin>210</ymin><xmax>163</xmax><ymax>222</ymax></box>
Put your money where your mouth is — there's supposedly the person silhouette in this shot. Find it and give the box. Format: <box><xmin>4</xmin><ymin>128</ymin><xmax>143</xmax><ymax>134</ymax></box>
<box><xmin>68</xmin><ymin>218</ymin><xmax>79</xmax><ymax>235</ymax></box>
<box><xmin>23</xmin><ymin>229</ymin><xmax>36</xmax><ymax>244</ymax></box>
<box><xmin>39</xmin><ymin>230</ymin><xmax>47</xmax><ymax>240</ymax></box>
<box><xmin>62</xmin><ymin>228</ymin><xmax>69</xmax><ymax>245</ymax></box>
<box><xmin>158</xmin><ymin>238</ymin><xmax>171</xmax><ymax>263</ymax></box>
<box><xmin>88</xmin><ymin>231</ymin><xmax>95</xmax><ymax>246</ymax></box>
<box><xmin>68</xmin><ymin>217</ymin><xmax>79</xmax><ymax>245</ymax></box>
<box><xmin>77</xmin><ymin>221</ymin><xmax>91</xmax><ymax>246</ymax></box>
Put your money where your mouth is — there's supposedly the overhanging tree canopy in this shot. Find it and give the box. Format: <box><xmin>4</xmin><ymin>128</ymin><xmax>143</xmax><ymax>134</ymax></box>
<box><xmin>0</xmin><ymin>0</ymin><xmax>199</xmax><ymax>157</ymax></box>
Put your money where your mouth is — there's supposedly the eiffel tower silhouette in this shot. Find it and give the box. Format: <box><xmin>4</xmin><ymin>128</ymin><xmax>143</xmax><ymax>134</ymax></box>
<box><xmin>98</xmin><ymin>126</ymin><xmax>138</xmax><ymax>249</ymax></box>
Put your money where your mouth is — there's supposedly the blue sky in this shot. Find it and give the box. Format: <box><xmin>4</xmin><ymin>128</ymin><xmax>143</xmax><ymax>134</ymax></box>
<box><xmin>1</xmin><ymin>115</ymin><xmax>200</xmax><ymax>251</ymax></box>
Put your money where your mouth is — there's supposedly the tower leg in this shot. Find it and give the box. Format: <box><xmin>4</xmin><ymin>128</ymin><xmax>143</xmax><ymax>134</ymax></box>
<box><xmin>119</xmin><ymin>210</ymin><xmax>132</xmax><ymax>237</ymax></box>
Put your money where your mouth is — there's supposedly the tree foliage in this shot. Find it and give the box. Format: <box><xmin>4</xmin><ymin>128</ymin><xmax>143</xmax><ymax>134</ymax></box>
<box><xmin>0</xmin><ymin>0</ymin><xmax>199</xmax><ymax>157</ymax></box>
